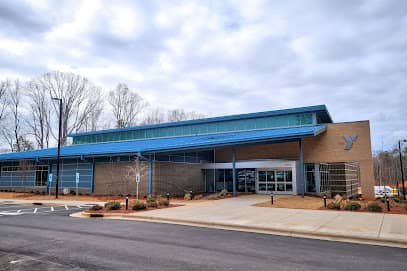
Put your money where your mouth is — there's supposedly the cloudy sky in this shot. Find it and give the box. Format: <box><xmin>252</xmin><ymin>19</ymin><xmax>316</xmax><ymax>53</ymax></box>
<box><xmin>0</xmin><ymin>0</ymin><xmax>406</xmax><ymax>150</ymax></box>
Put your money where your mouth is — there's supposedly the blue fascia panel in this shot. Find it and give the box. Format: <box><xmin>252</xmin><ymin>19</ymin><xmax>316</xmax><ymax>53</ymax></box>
<box><xmin>69</xmin><ymin>105</ymin><xmax>331</xmax><ymax>137</ymax></box>
<box><xmin>0</xmin><ymin>125</ymin><xmax>327</xmax><ymax>161</ymax></box>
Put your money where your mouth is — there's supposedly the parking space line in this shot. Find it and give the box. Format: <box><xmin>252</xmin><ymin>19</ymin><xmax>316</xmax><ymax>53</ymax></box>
<box><xmin>34</xmin><ymin>208</ymin><xmax>37</xmax><ymax>213</ymax></box>
<box><xmin>17</xmin><ymin>210</ymin><xmax>21</xmax><ymax>213</ymax></box>
<box><xmin>65</xmin><ymin>205</ymin><xmax>69</xmax><ymax>210</ymax></box>
<box><xmin>50</xmin><ymin>206</ymin><xmax>54</xmax><ymax>211</ymax></box>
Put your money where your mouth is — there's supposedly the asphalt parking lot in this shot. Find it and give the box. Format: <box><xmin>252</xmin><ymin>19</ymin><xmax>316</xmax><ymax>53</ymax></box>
<box><xmin>0</xmin><ymin>201</ymin><xmax>90</xmax><ymax>217</ymax></box>
<box><xmin>0</xmin><ymin>201</ymin><xmax>405</xmax><ymax>271</ymax></box>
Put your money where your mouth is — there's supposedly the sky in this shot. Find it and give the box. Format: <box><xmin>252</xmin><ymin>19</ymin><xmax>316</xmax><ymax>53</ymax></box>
<box><xmin>0</xmin><ymin>0</ymin><xmax>406</xmax><ymax>151</ymax></box>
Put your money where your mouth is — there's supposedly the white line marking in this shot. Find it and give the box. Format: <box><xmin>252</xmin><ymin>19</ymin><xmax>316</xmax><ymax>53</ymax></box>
<box><xmin>17</xmin><ymin>210</ymin><xmax>21</xmax><ymax>213</ymax></box>
<box><xmin>50</xmin><ymin>206</ymin><xmax>54</xmax><ymax>211</ymax></box>
<box><xmin>34</xmin><ymin>208</ymin><xmax>37</xmax><ymax>213</ymax></box>
<box><xmin>65</xmin><ymin>205</ymin><xmax>69</xmax><ymax>210</ymax></box>
<box><xmin>77</xmin><ymin>205</ymin><xmax>81</xmax><ymax>208</ymax></box>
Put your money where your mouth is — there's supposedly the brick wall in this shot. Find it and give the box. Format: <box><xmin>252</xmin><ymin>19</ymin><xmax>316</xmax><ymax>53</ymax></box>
<box><xmin>214</xmin><ymin>121</ymin><xmax>374</xmax><ymax>198</ymax></box>
<box><xmin>93</xmin><ymin>161</ymin><xmax>149</xmax><ymax>195</ymax></box>
<box><xmin>303</xmin><ymin>121</ymin><xmax>374</xmax><ymax>198</ymax></box>
<box><xmin>153</xmin><ymin>161</ymin><xmax>204</xmax><ymax>196</ymax></box>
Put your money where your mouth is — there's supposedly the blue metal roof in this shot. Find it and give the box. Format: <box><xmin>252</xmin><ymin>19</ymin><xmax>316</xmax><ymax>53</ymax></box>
<box><xmin>0</xmin><ymin>125</ymin><xmax>327</xmax><ymax>161</ymax></box>
<box><xmin>69</xmin><ymin>104</ymin><xmax>332</xmax><ymax>137</ymax></box>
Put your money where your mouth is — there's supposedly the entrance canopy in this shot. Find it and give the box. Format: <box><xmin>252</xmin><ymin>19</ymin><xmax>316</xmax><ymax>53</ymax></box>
<box><xmin>0</xmin><ymin>124</ymin><xmax>326</xmax><ymax>161</ymax></box>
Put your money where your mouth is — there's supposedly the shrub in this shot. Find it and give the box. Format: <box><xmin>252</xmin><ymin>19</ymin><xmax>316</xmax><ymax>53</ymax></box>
<box><xmin>367</xmin><ymin>202</ymin><xmax>382</xmax><ymax>212</ymax></box>
<box><xmin>104</xmin><ymin>201</ymin><xmax>121</xmax><ymax>210</ymax></box>
<box><xmin>146</xmin><ymin>196</ymin><xmax>156</xmax><ymax>203</ymax></box>
<box><xmin>344</xmin><ymin>202</ymin><xmax>361</xmax><ymax>211</ymax></box>
<box><xmin>158</xmin><ymin>198</ymin><xmax>170</xmax><ymax>207</ymax></box>
<box><xmin>133</xmin><ymin>201</ymin><xmax>146</xmax><ymax>210</ymax></box>
<box><xmin>147</xmin><ymin>201</ymin><xmax>158</xmax><ymax>208</ymax></box>
<box><xmin>90</xmin><ymin>204</ymin><xmax>103</xmax><ymax>211</ymax></box>
<box><xmin>184</xmin><ymin>191</ymin><xmax>192</xmax><ymax>200</ymax></box>
<box><xmin>327</xmin><ymin>202</ymin><xmax>341</xmax><ymax>210</ymax></box>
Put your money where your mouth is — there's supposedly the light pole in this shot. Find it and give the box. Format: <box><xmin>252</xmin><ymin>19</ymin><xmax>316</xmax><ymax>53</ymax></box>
<box><xmin>52</xmin><ymin>97</ymin><xmax>62</xmax><ymax>199</ymax></box>
<box><xmin>398</xmin><ymin>139</ymin><xmax>407</xmax><ymax>200</ymax></box>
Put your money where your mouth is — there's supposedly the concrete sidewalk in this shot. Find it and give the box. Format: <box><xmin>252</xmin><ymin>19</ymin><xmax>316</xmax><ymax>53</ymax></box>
<box><xmin>76</xmin><ymin>195</ymin><xmax>407</xmax><ymax>248</ymax></box>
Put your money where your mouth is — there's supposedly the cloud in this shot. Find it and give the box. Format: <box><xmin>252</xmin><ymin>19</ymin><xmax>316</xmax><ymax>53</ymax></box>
<box><xmin>0</xmin><ymin>0</ymin><xmax>406</xmax><ymax>150</ymax></box>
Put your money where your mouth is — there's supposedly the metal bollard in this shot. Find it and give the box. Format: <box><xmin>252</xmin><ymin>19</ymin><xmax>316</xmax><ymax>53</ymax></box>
<box><xmin>166</xmin><ymin>192</ymin><xmax>170</xmax><ymax>201</ymax></box>
<box><xmin>125</xmin><ymin>196</ymin><xmax>129</xmax><ymax>210</ymax></box>
<box><xmin>386</xmin><ymin>197</ymin><xmax>390</xmax><ymax>212</ymax></box>
<box><xmin>270</xmin><ymin>193</ymin><xmax>274</xmax><ymax>205</ymax></box>
<box><xmin>323</xmin><ymin>195</ymin><xmax>327</xmax><ymax>208</ymax></box>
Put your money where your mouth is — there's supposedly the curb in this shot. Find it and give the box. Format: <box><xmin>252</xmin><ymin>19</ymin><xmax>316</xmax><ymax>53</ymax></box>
<box><xmin>71</xmin><ymin>211</ymin><xmax>407</xmax><ymax>248</ymax></box>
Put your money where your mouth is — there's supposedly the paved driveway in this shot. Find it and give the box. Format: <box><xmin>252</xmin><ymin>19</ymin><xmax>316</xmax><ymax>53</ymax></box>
<box><xmin>120</xmin><ymin>195</ymin><xmax>407</xmax><ymax>247</ymax></box>
<box><xmin>0</xmin><ymin>201</ymin><xmax>91</xmax><ymax>217</ymax></box>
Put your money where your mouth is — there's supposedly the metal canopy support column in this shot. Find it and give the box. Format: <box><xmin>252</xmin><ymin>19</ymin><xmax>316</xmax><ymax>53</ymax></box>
<box><xmin>148</xmin><ymin>155</ymin><xmax>153</xmax><ymax>195</ymax></box>
<box><xmin>299</xmin><ymin>139</ymin><xmax>305</xmax><ymax>198</ymax></box>
<box><xmin>232</xmin><ymin>147</ymin><xmax>237</xmax><ymax>197</ymax></box>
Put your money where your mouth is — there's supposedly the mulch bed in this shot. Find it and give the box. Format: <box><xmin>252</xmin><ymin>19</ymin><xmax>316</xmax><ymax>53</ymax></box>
<box><xmin>318</xmin><ymin>201</ymin><xmax>407</xmax><ymax>215</ymax></box>
<box><xmin>85</xmin><ymin>204</ymin><xmax>182</xmax><ymax>215</ymax></box>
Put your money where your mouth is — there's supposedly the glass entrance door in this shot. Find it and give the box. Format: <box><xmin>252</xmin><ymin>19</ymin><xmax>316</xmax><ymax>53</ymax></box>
<box><xmin>257</xmin><ymin>169</ymin><xmax>294</xmax><ymax>194</ymax></box>
<box><xmin>257</xmin><ymin>170</ymin><xmax>275</xmax><ymax>193</ymax></box>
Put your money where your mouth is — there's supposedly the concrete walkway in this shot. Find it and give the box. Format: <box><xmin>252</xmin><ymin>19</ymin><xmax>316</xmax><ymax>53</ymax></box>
<box><xmin>81</xmin><ymin>195</ymin><xmax>407</xmax><ymax>248</ymax></box>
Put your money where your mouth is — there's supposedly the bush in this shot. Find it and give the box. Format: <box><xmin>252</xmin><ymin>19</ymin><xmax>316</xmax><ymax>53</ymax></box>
<box><xmin>327</xmin><ymin>202</ymin><xmax>341</xmax><ymax>210</ymax></box>
<box><xmin>158</xmin><ymin>198</ymin><xmax>170</xmax><ymax>207</ymax></box>
<box><xmin>147</xmin><ymin>201</ymin><xmax>158</xmax><ymax>208</ymax></box>
<box><xmin>344</xmin><ymin>202</ymin><xmax>361</xmax><ymax>211</ymax></box>
<box><xmin>104</xmin><ymin>201</ymin><xmax>121</xmax><ymax>210</ymax></box>
<box><xmin>133</xmin><ymin>201</ymin><xmax>146</xmax><ymax>210</ymax></box>
<box><xmin>90</xmin><ymin>204</ymin><xmax>103</xmax><ymax>211</ymax></box>
<box><xmin>146</xmin><ymin>196</ymin><xmax>156</xmax><ymax>203</ymax></box>
<box><xmin>367</xmin><ymin>202</ymin><xmax>382</xmax><ymax>212</ymax></box>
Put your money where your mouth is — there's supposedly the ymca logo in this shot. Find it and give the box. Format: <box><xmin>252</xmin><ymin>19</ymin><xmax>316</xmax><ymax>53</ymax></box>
<box><xmin>343</xmin><ymin>134</ymin><xmax>357</xmax><ymax>150</ymax></box>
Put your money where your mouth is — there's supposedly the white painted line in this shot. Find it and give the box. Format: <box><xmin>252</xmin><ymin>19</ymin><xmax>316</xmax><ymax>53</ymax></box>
<box><xmin>65</xmin><ymin>205</ymin><xmax>69</xmax><ymax>210</ymax></box>
<box><xmin>50</xmin><ymin>206</ymin><xmax>54</xmax><ymax>211</ymax></box>
<box><xmin>77</xmin><ymin>205</ymin><xmax>81</xmax><ymax>208</ymax></box>
<box><xmin>34</xmin><ymin>208</ymin><xmax>38</xmax><ymax>214</ymax></box>
<box><xmin>17</xmin><ymin>210</ymin><xmax>21</xmax><ymax>213</ymax></box>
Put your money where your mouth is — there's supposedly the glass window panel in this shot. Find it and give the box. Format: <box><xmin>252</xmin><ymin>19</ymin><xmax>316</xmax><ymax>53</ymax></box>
<box><xmin>276</xmin><ymin>171</ymin><xmax>285</xmax><ymax>182</ymax></box>
<box><xmin>268</xmin><ymin>182</ymin><xmax>275</xmax><ymax>192</ymax></box>
<box><xmin>277</xmin><ymin>183</ymin><xmax>285</xmax><ymax>191</ymax></box>
<box><xmin>267</xmin><ymin>171</ymin><xmax>275</xmax><ymax>182</ymax></box>
<box><xmin>258</xmin><ymin>171</ymin><xmax>267</xmax><ymax>182</ymax></box>
<box><xmin>286</xmin><ymin>183</ymin><xmax>293</xmax><ymax>191</ymax></box>
<box><xmin>285</xmin><ymin>171</ymin><xmax>292</xmax><ymax>183</ymax></box>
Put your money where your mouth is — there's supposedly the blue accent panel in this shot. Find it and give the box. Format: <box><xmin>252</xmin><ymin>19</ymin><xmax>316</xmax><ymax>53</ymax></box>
<box><xmin>232</xmin><ymin>148</ymin><xmax>236</xmax><ymax>197</ymax></box>
<box><xmin>70</xmin><ymin>105</ymin><xmax>332</xmax><ymax>137</ymax></box>
<box><xmin>0</xmin><ymin>125</ymin><xmax>327</xmax><ymax>161</ymax></box>
<box><xmin>148</xmin><ymin>156</ymin><xmax>153</xmax><ymax>195</ymax></box>
<box><xmin>48</xmin><ymin>160</ymin><xmax>93</xmax><ymax>191</ymax></box>
<box><xmin>299</xmin><ymin>139</ymin><xmax>305</xmax><ymax>197</ymax></box>
<box><xmin>91</xmin><ymin>158</ymin><xmax>95</xmax><ymax>193</ymax></box>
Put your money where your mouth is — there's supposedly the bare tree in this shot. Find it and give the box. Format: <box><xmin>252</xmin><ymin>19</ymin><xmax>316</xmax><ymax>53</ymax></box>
<box><xmin>1</xmin><ymin>79</ymin><xmax>27</xmax><ymax>152</ymax></box>
<box><xmin>166</xmin><ymin>109</ymin><xmax>205</xmax><ymax>122</ymax></box>
<box><xmin>36</xmin><ymin>71</ymin><xmax>103</xmax><ymax>145</ymax></box>
<box><xmin>140</xmin><ymin>107</ymin><xmax>166</xmax><ymax>125</ymax></box>
<box><xmin>108</xmin><ymin>83</ymin><xmax>147</xmax><ymax>128</ymax></box>
<box><xmin>25</xmin><ymin>79</ymin><xmax>51</xmax><ymax>149</ymax></box>
<box><xmin>0</xmin><ymin>80</ymin><xmax>9</xmax><ymax>122</ymax></box>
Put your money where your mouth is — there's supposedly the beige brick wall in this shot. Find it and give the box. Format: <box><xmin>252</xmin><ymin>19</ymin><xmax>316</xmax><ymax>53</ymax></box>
<box><xmin>93</xmin><ymin>160</ymin><xmax>204</xmax><ymax>196</ymax></box>
<box><xmin>153</xmin><ymin>161</ymin><xmax>204</xmax><ymax>196</ymax></box>
<box><xmin>213</xmin><ymin>121</ymin><xmax>374</xmax><ymax>198</ymax></box>
<box><xmin>303</xmin><ymin>121</ymin><xmax>374</xmax><ymax>198</ymax></box>
<box><xmin>93</xmin><ymin>161</ymin><xmax>149</xmax><ymax>195</ymax></box>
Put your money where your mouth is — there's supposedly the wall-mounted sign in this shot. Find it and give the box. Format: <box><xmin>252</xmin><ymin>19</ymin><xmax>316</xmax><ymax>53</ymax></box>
<box><xmin>343</xmin><ymin>134</ymin><xmax>357</xmax><ymax>150</ymax></box>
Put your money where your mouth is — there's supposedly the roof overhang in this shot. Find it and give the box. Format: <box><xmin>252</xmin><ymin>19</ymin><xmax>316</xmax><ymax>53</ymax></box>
<box><xmin>0</xmin><ymin>125</ymin><xmax>327</xmax><ymax>162</ymax></box>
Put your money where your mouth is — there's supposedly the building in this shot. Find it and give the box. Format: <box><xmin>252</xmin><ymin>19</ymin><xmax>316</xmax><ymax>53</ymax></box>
<box><xmin>0</xmin><ymin>105</ymin><xmax>375</xmax><ymax>198</ymax></box>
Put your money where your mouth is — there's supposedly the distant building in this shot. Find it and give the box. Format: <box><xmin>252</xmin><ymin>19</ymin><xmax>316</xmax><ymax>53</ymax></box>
<box><xmin>0</xmin><ymin>105</ymin><xmax>375</xmax><ymax>198</ymax></box>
